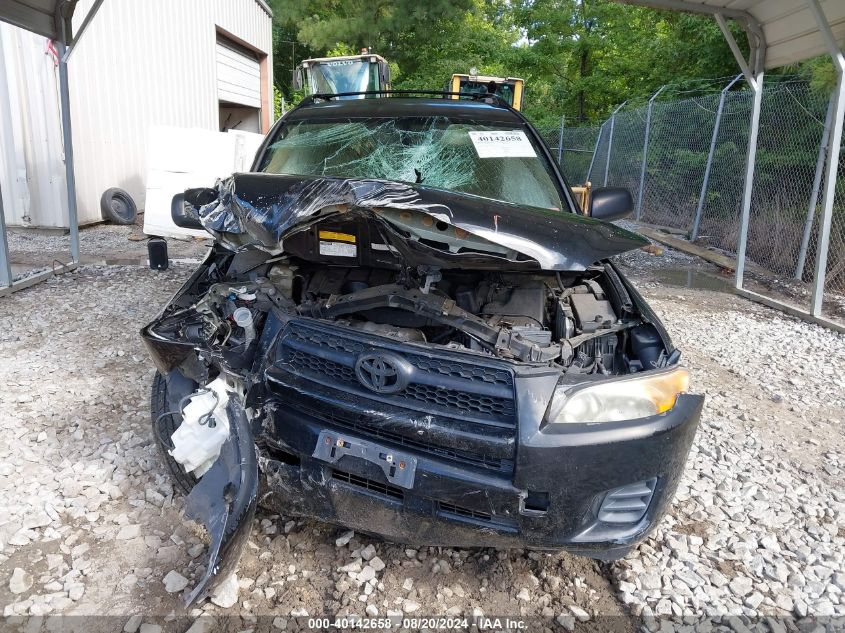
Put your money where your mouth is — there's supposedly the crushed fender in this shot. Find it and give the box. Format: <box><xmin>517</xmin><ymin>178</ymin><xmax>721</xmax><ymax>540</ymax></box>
<box><xmin>182</xmin><ymin>401</ymin><xmax>258</xmax><ymax>606</ymax></box>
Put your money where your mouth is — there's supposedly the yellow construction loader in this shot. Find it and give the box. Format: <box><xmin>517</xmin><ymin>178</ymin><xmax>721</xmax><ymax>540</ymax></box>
<box><xmin>446</xmin><ymin>71</ymin><xmax>525</xmax><ymax>110</ymax></box>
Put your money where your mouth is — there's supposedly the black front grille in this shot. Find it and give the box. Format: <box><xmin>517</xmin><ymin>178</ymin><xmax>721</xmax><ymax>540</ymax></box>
<box><xmin>438</xmin><ymin>501</ymin><xmax>493</xmax><ymax>522</ymax></box>
<box><xmin>400</xmin><ymin>383</ymin><xmax>513</xmax><ymax>418</ymax></box>
<box><xmin>407</xmin><ymin>357</ymin><xmax>513</xmax><ymax>387</ymax></box>
<box><xmin>288</xmin><ymin>350</ymin><xmax>356</xmax><ymax>382</ymax></box>
<box><xmin>332</xmin><ymin>469</ymin><xmax>404</xmax><ymax>500</ymax></box>
<box><xmin>279</xmin><ymin>320</ymin><xmax>517</xmax><ymax>425</ymax></box>
<box><xmin>271</xmin><ymin>319</ymin><xmax>518</xmax><ymax>474</ymax></box>
<box><xmin>286</xmin><ymin>397</ymin><xmax>512</xmax><ymax>473</ymax></box>
<box><xmin>437</xmin><ymin>501</ymin><xmax>517</xmax><ymax>530</ymax></box>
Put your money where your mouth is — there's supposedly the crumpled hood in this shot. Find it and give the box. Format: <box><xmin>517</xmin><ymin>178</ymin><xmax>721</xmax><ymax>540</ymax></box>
<box><xmin>191</xmin><ymin>173</ymin><xmax>647</xmax><ymax>271</ymax></box>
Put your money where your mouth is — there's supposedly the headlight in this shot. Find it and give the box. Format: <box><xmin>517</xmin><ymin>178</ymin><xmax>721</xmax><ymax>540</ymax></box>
<box><xmin>546</xmin><ymin>367</ymin><xmax>690</xmax><ymax>425</ymax></box>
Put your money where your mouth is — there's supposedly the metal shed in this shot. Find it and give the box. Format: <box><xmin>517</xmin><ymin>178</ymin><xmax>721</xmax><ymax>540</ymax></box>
<box><xmin>0</xmin><ymin>0</ymin><xmax>273</xmax><ymax>296</ymax></box>
<box><xmin>614</xmin><ymin>0</ymin><xmax>845</xmax><ymax>328</ymax></box>
<box><xmin>0</xmin><ymin>0</ymin><xmax>88</xmax><ymax>294</ymax></box>
<box><xmin>67</xmin><ymin>0</ymin><xmax>273</xmax><ymax>226</ymax></box>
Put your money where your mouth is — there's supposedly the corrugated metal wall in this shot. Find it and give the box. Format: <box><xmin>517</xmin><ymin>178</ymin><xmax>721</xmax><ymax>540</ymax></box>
<box><xmin>0</xmin><ymin>24</ymin><xmax>68</xmax><ymax>228</ymax></box>
<box><xmin>66</xmin><ymin>0</ymin><xmax>273</xmax><ymax>225</ymax></box>
<box><xmin>216</xmin><ymin>41</ymin><xmax>262</xmax><ymax>108</ymax></box>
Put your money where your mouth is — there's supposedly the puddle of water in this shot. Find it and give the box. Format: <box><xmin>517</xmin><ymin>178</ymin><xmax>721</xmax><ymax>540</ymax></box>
<box><xmin>647</xmin><ymin>267</ymin><xmax>735</xmax><ymax>293</ymax></box>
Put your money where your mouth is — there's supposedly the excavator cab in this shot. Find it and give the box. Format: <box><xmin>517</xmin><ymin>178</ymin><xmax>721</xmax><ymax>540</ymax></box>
<box><xmin>294</xmin><ymin>53</ymin><xmax>391</xmax><ymax>98</ymax></box>
<box><xmin>447</xmin><ymin>72</ymin><xmax>525</xmax><ymax>110</ymax></box>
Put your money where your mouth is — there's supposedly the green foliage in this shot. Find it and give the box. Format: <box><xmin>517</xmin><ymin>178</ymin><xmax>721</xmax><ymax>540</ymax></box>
<box><xmin>268</xmin><ymin>0</ymin><xmax>827</xmax><ymax>127</ymax></box>
<box><xmin>274</xmin><ymin>85</ymin><xmax>283</xmax><ymax>120</ymax></box>
<box><xmin>798</xmin><ymin>56</ymin><xmax>838</xmax><ymax>94</ymax></box>
<box><xmin>269</xmin><ymin>0</ymin><xmax>474</xmax><ymax>75</ymax></box>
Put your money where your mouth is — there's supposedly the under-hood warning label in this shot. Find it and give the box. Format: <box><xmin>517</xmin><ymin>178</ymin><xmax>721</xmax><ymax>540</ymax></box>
<box><xmin>319</xmin><ymin>241</ymin><xmax>357</xmax><ymax>257</ymax></box>
<box><xmin>469</xmin><ymin>130</ymin><xmax>537</xmax><ymax>158</ymax></box>
<box><xmin>318</xmin><ymin>230</ymin><xmax>357</xmax><ymax>257</ymax></box>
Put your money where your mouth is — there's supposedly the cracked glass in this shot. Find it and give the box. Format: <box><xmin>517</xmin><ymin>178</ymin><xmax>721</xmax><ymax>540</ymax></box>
<box><xmin>258</xmin><ymin>117</ymin><xmax>564</xmax><ymax>211</ymax></box>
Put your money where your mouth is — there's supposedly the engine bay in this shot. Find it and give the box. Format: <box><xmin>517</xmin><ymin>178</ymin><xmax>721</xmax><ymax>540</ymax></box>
<box><xmin>151</xmin><ymin>244</ymin><xmax>673</xmax><ymax>379</ymax></box>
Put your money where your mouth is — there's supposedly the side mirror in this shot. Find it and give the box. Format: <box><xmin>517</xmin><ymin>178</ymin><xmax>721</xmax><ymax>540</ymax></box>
<box><xmin>292</xmin><ymin>68</ymin><xmax>302</xmax><ymax>91</ymax></box>
<box><xmin>589</xmin><ymin>187</ymin><xmax>633</xmax><ymax>221</ymax></box>
<box><xmin>171</xmin><ymin>188</ymin><xmax>215</xmax><ymax>230</ymax></box>
<box><xmin>379</xmin><ymin>61</ymin><xmax>391</xmax><ymax>87</ymax></box>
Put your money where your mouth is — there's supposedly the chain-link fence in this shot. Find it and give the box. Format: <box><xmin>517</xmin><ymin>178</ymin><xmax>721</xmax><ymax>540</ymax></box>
<box><xmin>536</xmin><ymin>76</ymin><xmax>845</xmax><ymax>325</ymax></box>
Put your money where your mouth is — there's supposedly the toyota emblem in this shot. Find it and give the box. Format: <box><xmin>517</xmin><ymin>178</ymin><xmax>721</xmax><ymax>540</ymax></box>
<box><xmin>354</xmin><ymin>353</ymin><xmax>410</xmax><ymax>394</ymax></box>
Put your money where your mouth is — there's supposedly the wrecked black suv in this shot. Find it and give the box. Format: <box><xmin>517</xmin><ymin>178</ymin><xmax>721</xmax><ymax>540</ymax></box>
<box><xmin>142</xmin><ymin>95</ymin><xmax>703</xmax><ymax>604</ymax></box>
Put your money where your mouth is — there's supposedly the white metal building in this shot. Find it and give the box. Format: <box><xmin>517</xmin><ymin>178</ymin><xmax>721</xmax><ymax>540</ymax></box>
<box><xmin>0</xmin><ymin>0</ymin><xmax>273</xmax><ymax>228</ymax></box>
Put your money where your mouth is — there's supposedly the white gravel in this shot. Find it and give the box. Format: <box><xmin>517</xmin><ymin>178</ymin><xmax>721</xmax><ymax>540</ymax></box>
<box><xmin>0</xmin><ymin>264</ymin><xmax>626</xmax><ymax>628</ymax></box>
<box><xmin>0</xmin><ymin>227</ymin><xmax>843</xmax><ymax>627</ymax></box>
<box><xmin>612</xmin><ymin>258</ymin><xmax>845</xmax><ymax>622</ymax></box>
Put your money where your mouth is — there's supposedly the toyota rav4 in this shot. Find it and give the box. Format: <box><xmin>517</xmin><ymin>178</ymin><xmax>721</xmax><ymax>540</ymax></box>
<box><xmin>142</xmin><ymin>93</ymin><xmax>703</xmax><ymax>605</ymax></box>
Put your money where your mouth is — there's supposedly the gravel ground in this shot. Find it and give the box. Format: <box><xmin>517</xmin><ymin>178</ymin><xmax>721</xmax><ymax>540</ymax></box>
<box><xmin>613</xmin><ymin>258</ymin><xmax>845</xmax><ymax>624</ymax></box>
<box><xmin>6</xmin><ymin>222</ymin><xmax>210</xmax><ymax>269</ymax></box>
<box><xmin>0</xmin><ymin>227</ymin><xmax>843</xmax><ymax>631</ymax></box>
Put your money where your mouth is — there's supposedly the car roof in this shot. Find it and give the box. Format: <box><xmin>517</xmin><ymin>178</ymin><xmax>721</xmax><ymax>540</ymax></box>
<box><xmin>284</xmin><ymin>97</ymin><xmax>525</xmax><ymax>124</ymax></box>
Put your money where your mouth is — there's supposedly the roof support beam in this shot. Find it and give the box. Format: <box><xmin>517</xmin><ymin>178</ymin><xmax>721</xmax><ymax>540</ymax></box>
<box><xmin>716</xmin><ymin>11</ymin><xmax>766</xmax><ymax>292</ymax></box>
<box><xmin>54</xmin><ymin>0</ymin><xmax>76</xmax><ymax>45</ymax></box>
<box><xmin>57</xmin><ymin>17</ymin><xmax>80</xmax><ymax>265</ymax></box>
<box><xmin>62</xmin><ymin>0</ymin><xmax>105</xmax><ymax>61</ymax></box>
<box><xmin>807</xmin><ymin>0</ymin><xmax>845</xmax><ymax>316</ymax></box>
<box><xmin>734</xmin><ymin>71</ymin><xmax>764</xmax><ymax>289</ymax></box>
<box><xmin>715</xmin><ymin>14</ymin><xmax>753</xmax><ymax>85</ymax></box>
<box><xmin>806</xmin><ymin>0</ymin><xmax>845</xmax><ymax>66</ymax></box>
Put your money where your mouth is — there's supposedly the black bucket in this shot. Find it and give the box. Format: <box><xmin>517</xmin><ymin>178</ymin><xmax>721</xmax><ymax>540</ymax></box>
<box><xmin>148</xmin><ymin>237</ymin><xmax>169</xmax><ymax>270</ymax></box>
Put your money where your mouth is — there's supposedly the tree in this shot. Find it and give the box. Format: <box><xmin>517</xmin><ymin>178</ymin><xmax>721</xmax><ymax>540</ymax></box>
<box><xmin>270</xmin><ymin>0</ymin><xmax>475</xmax><ymax>73</ymax></box>
<box><xmin>269</xmin><ymin>0</ymin><xmax>752</xmax><ymax>123</ymax></box>
<box><xmin>272</xmin><ymin>21</ymin><xmax>316</xmax><ymax>98</ymax></box>
<box><xmin>513</xmin><ymin>0</ymin><xmax>746</xmax><ymax>125</ymax></box>
<box><xmin>391</xmin><ymin>0</ymin><xmax>520</xmax><ymax>91</ymax></box>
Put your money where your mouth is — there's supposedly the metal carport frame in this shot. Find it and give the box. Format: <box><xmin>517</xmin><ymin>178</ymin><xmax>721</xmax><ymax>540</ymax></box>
<box><xmin>0</xmin><ymin>0</ymin><xmax>105</xmax><ymax>296</ymax></box>
<box><xmin>614</xmin><ymin>0</ymin><xmax>845</xmax><ymax>330</ymax></box>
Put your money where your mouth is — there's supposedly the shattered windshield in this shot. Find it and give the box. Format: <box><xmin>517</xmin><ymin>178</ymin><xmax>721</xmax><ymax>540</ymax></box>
<box><xmin>257</xmin><ymin>117</ymin><xmax>565</xmax><ymax>210</ymax></box>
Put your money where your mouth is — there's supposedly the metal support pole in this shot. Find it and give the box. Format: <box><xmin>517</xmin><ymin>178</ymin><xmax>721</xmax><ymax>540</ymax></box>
<box><xmin>557</xmin><ymin>116</ymin><xmax>565</xmax><ymax>166</ymax></box>
<box><xmin>0</xmin><ymin>182</ymin><xmax>11</xmax><ymax>288</ymax></box>
<box><xmin>735</xmin><ymin>73</ymin><xmax>764</xmax><ymax>289</ymax></box>
<box><xmin>604</xmin><ymin>116</ymin><xmax>615</xmax><ymax>187</ymax></box>
<box><xmin>585</xmin><ymin>121</ymin><xmax>605</xmax><ymax>183</ymax></box>
<box><xmin>603</xmin><ymin>101</ymin><xmax>626</xmax><ymax>187</ymax></box>
<box><xmin>0</xmin><ymin>48</ymin><xmax>13</xmax><ymax>288</ymax></box>
<box><xmin>635</xmin><ymin>86</ymin><xmax>666</xmax><ymax>221</ymax></box>
<box><xmin>715</xmin><ymin>14</ymin><xmax>753</xmax><ymax>84</ymax></box>
<box><xmin>795</xmin><ymin>95</ymin><xmax>834</xmax><ymax>280</ymax></box>
<box><xmin>61</xmin><ymin>0</ymin><xmax>106</xmax><ymax>63</ymax></box>
<box><xmin>56</xmin><ymin>40</ymin><xmax>80</xmax><ymax>264</ymax></box>
<box><xmin>810</xmin><ymin>74</ymin><xmax>844</xmax><ymax>314</ymax></box>
<box><xmin>691</xmin><ymin>74</ymin><xmax>743</xmax><ymax>240</ymax></box>
<box><xmin>807</xmin><ymin>0</ymin><xmax>845</xmax><ymax>316</ymax></box>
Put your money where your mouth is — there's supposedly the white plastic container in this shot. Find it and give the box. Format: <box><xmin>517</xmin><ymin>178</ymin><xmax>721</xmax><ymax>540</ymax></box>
<box><xmin>232</xmin><ymin>307</ymin><xmax>255</xmax><ymax>344</ymax></box>
<box><xmin>168</xmin><ymin>377</ymin><xmax>231</xmax><ymax>477</ymax></box>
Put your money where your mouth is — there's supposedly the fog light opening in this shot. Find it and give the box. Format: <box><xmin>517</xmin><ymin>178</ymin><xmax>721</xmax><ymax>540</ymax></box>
<box><xmin>520</xmin><ymin>490</ymin><xmax>550</xmax><ymax>516</ymax></box>
<box><xmin>597</xmin><ymin>478</ymin><xmax>657</xmax><ymax>525</ymax></box>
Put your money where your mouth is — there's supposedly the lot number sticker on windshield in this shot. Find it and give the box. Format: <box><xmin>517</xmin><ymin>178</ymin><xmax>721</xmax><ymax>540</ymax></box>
<box><xmin>469</xmin><ymin>130</ymin><xmax>537</xmax><ymax>158</ymax></box>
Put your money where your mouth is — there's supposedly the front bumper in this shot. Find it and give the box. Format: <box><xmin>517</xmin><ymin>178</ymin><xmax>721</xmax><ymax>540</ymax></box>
<box><xmin>259</xmin><ymin>386</ymin><xmax>703</xmax><ymax>558</ymax></box>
